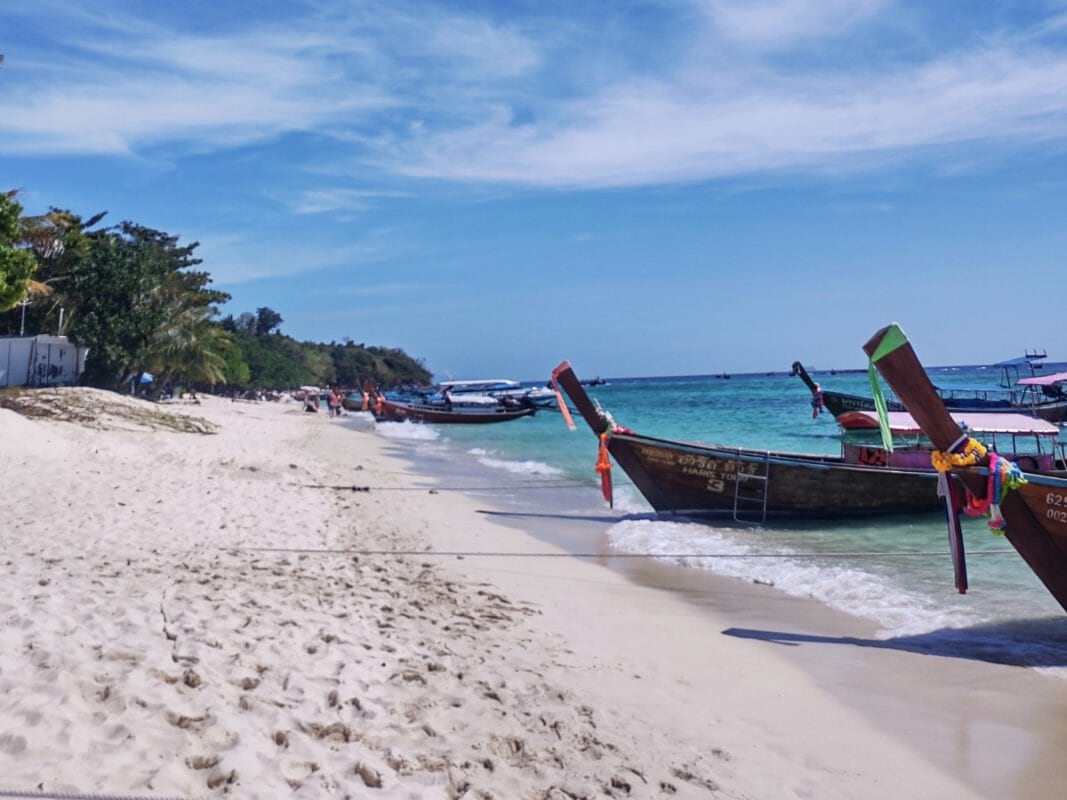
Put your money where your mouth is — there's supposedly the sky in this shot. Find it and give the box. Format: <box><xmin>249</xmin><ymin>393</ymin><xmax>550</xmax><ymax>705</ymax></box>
<box><xmin>3</xmin><ymin>0</ymin><xmax>1067</xmax><ymax>382</ymax></box>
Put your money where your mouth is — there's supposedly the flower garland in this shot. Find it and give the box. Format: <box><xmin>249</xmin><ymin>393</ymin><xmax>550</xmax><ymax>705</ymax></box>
<box><xmin>930</xmin><ymin>437</ymin><xmax>987</xmax><ymax>472</ymax></box>
<box><xmin>930</xmin><ymin>437</ymin><xmax>1028</xmax><ymax>533</ymax></box>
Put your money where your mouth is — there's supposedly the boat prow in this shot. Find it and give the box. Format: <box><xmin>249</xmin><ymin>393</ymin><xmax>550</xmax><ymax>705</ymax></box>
<box><xmin>865</xmin><ymin>323</ymin><xmax>1067</xmax><ymax>614</ymax></box>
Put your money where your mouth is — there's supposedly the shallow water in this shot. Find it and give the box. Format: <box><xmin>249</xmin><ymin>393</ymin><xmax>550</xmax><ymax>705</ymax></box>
<box><xmin>358</xmin><ymin>364</ymin><xmax>1067</xmax><ymax>675</ymax></box>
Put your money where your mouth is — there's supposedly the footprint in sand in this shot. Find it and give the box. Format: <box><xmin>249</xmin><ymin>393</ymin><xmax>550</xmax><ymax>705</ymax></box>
<box><xmin>0</xmin><ymin>733</ymin><xmax>27</xmax><ymax>755</ymax></box>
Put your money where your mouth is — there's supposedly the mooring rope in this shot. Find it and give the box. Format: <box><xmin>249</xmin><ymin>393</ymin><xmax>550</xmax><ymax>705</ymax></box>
<box><xmin>0</xmin><ymin>789</ymin><xmax>194</xmax><ymax>800</ymax></box>
<box><xmin>231</xmin><ymin>546</ymin><xmax>1017</xmax><ymax>560</ymax></box>
<box><xmin>303</xmin><ymin>481</ymin><xmax>593</xmax><ymax>492</ymax></box>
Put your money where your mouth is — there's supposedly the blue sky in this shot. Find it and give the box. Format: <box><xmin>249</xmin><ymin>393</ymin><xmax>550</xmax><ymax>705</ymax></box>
<box><xmin>3</xmin><ymin>0</ymin><xmax>1067</xmax><ymax>381</ymax></box>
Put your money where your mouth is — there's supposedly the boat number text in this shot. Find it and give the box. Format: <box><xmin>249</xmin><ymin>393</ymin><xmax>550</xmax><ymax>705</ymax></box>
<box><xmin>637</xmin><ymin>446</ymin><xmax>761</xmax><ymax>495</ymax></box>
<box><xmin>1046</xmin><ymin>493</ymin><xmax>1067</xmax><ymax>524</ymax></box>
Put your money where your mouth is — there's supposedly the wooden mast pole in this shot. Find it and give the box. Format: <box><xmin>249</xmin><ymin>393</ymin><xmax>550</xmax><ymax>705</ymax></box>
<box><xmin>864</xmin><ymin>324</ymin><xmax>1067</xmax><ymax>612</ymax></box>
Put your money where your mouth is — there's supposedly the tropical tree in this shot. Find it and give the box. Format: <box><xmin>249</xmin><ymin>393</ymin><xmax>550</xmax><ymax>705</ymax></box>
<box><xmin>143</xmin><ymin>304</ymin><xmax>234</xmax><ymax>394</ymax></box>
<box><xmin>255</xmin><ymin>307</ymin><xmax>283</xmax><ymax>336</ymax></box>
<box><xmin>63</xmin><ymin>222</ymin><xmax>231</xmax><ymax>389</ymax></box>
<box><xmin>3</xmin><ymin>206</ymin><xmax>101</xmax><ymax>335</ymax></box>
<box><xmin>0</xmin><ymin>192</ymin><xmax>39</xmax><ymax>312</ymax></box>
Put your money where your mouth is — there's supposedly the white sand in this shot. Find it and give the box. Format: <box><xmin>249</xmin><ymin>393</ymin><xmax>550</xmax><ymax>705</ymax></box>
<box><xmin>0</xmin><ymin>390</ymin><xmax>1061</xmax><ymax>798</ymax></box>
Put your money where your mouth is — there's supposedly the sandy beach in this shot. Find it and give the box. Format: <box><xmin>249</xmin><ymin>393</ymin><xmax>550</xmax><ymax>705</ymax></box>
<box><xmin>2</xmin><ymin>390</ymin><xmax>1065</xmax><ymax>799</ymax></box>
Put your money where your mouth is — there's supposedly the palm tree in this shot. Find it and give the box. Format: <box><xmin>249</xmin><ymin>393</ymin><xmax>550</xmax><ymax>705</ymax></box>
<box><xmin>142</xmin><ymin>289</ymin><xmax>234</xmax><ymax>394</ymax></box>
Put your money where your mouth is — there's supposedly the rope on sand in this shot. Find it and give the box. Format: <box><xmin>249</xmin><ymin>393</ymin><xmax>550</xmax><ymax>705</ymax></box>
<box><xmin>231</xmin><ymin>546</ymin><xmax>1017</xmax><ymax>560</ymax></box>
<box><xmin>303</xmin><ymin>481</ymin><xmax>592</xmax><ymax>492</ymax></box>
<box><xmin>0</xmin><ymin>789</ymin><xmax>195</xmax><ymax>800</ymax></box>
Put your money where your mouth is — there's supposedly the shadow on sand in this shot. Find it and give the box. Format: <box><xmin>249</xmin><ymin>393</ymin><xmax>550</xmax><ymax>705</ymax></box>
<box><xmin>724</xmin><ymin>617</ymin><xmax>1067</xmax><ymax>669</ymax></box>
<box><xmin>478</xmin><ymin>511</ymin><xmax>1067</xmax><ymax>671</ymax></box>
<box><xmin>476</xmin><ymin>509</ymin><xmax>656</xmax><ymax>524</ymax></box>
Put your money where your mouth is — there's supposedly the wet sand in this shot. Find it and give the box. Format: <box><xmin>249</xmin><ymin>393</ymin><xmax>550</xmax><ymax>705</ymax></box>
<box><xmin>449</xmin><ymin>455</ymin><xmax>1067</xmax><ymax>800</ymax></box>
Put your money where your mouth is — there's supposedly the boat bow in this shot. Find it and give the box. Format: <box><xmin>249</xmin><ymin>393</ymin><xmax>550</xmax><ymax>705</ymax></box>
<box><xmin>864</xmin><ymin>323</ymin><xmax>1067</xmax><ymax>612</ymax></box>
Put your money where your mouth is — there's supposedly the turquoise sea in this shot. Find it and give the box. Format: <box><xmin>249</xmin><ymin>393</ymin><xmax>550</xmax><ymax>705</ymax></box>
<box><xmin>361</xmin><ymin>362</ymin><xmax>1067</xmax><ymax>676</ymax></box>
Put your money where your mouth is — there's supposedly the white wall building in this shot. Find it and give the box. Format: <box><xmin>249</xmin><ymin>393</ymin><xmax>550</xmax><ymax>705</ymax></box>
<box><xmin>0</xmin><ymin>335</ymin><xmax>89</xmax><ymax>388</ymax></box>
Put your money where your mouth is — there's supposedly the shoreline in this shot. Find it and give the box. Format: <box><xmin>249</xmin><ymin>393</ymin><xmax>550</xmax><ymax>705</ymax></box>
<box><xmin>2</xmin><ymin>392</ymin><xmax>1064</xmax><ymax>798</ymax></box>
<box><xmin>393</xmin><ymin>413</ymin><xmax>1067</xmax><ymax>800</ymax></box>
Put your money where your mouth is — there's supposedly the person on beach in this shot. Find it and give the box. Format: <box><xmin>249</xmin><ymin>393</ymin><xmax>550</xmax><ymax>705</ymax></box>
<box><xmin>304</xmin><ymin>390</ymin><xmax>318</xmax><ymax>413</ymax></box>
<box><xmin>327</xmin><ymin>387</ymin><xmax>341</xmax><ymax>417</ymax></box>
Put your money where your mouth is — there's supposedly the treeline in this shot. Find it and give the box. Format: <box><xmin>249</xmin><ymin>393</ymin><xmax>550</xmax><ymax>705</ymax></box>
<box><xmin>0</xmin><ymin>192</ymin><xmax>432</xmax><ymax>393</ymax></box>
<box><xmin>217</xmin><ymin>308</ymin><xmax>434</xmax><ymax>390</ymax></box>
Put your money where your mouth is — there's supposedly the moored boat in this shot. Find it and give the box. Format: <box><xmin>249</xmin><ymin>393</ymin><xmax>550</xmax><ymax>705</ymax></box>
<box><xmin>552</xmin><ymin>360</ymin><xmax>945</xmax><ymax>522</ymax></box>
<box><xmin>436</xmin><ymin>379</ymin><xmax>557</xmax><ymax>408</ymax></box>
<box><xmin>836</xmin><ymin>409</ymin><xmax>1067</xmax><ymax>475</ymax></box>
<box><xmin>864</xmin><ymin>323</ymin><xmax>1067</xmax><ymax>613</ymax></box>
<box><xmin>790</xmin><ymin>361</ymin><xmax>901</xmax><ymax>417</ymax></box>
<box><xmin>371</xmin><ymin>395</ymin><xmax>536</xmax><ymax>424</ymax></box>
<box><xmin>792</xmin><ymin>357</ymin><xmax>1067</xmax><ymax>422</ymax></box>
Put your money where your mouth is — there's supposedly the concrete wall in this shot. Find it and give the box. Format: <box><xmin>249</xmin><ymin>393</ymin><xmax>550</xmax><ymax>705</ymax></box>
<box><xmin>0</xmin><ymin>336</ymin><xmax>89</xmax><ymax>388</ymax></box>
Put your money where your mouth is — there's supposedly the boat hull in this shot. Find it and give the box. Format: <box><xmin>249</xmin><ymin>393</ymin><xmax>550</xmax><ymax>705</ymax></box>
<box><xmin>553</xmin><ymin>361</ymin><xmax>940</xmax><ymax>520</ymax></box>
<box><xmin>374</xmin><ymin>398</ymin><xmax>535</xmax><ymax>424</ymax></box>
<box><xmin>792</xmin><ymin>359</ymin><xmax>1067</xmax><ymax>421</ymax></box>
<box><xmin>605</xmin><ymin>432</ymin><xmax>941</xmax><ymax>519</ymax></box>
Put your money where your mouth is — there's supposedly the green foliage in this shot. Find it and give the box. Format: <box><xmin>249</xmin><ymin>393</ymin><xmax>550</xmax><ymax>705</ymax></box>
<box><xmin>0</xmin><ymin>191</ymin><xmax>433</xmax><ymax>392</ymax></box>
<box><xmin>220</xmin><ymin>311</ymin><xmax>432</xmax><ymax>391</ymax></box>
<box><xmin>255</xmin><ymin>307</ymin><xmax>283</xmax><ymax>336</ymax></box>
<box><xmin>22</xmin><ymin>218</ymin><xmax>236</xmax><ymax>390</ymax></box>
<box><xmin>0</xmin><ymin>192</ymin><xmax>39</xmax><ymax>312</ymax></box>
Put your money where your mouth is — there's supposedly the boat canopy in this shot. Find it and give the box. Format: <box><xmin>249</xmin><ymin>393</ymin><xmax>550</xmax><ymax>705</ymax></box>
<box><xmin>994</xmin><ymin>355</ymin><xmax>1044</xmax><ymax>367</ymax></box>
<box><xmin>934</xmin><ymin>383</ymin><xmax>1014</xmax><ymax>394</ymax></box>
<box><xmin>837</xmin><ymin>410</ymin><xmax>1059</xmax><ymax>436</ymax></box>
<box><xmin>439</xmin><ymin>379</ymin><xmax>521</xmax><ymax>391</ymax></box>
<box><xmin>1017</xmin><ymin>371</ymin><xmax>1067</xmax><ymax>387</ymax></box>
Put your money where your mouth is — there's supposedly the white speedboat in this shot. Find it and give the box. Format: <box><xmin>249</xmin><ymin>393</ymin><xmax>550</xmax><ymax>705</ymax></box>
<box><xmin>438</xmin><ymin>379</ymin><xmax>557</xmax><ymax>408</ymax></box>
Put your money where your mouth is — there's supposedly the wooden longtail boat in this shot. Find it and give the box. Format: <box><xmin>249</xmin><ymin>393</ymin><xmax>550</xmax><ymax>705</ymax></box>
<box><xmin>836</xmin><ymin>410</ymin><xmax>1067</xmax><ymax>475</ymax></box>
<box><xmin>790</xmin><ymin>361</ymin><xmax>903</xmax><ymax>417</ymax></box>
<box><xmin>551</xmin><ymin>360</ymin><xmax>944</xmax><ymax>521</ymax></box>
<box><xmin>793</xmin><ymin>357</ymin><xmax>1067</xmax><ymax>423</ymax></box>
<box><xmin>372</xmin><ymin>396</ymin><xmax>535</xmax><ymax>424</ymax></box>
<box><xmin>865</xmin><ymin>323</ymin><xmax>1067</xmax><ymax>613</ymax></box>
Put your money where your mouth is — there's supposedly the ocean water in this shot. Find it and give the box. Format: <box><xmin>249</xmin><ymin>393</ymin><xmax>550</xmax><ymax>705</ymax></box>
<box><xmin>360</xmin><ymin>363</ymin><xmax>1067</xmax><ymax>676</ymax></box>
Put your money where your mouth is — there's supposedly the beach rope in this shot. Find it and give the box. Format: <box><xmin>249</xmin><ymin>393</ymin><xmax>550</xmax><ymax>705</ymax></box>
<box><xmin>304</xmin><ymin>479</ymin><xmax>596</xmax><ymax>492</ymax></box>
<box><xmin>0</xmin><ymin>789</ymin><xmax>195</xmax><ymax>800</ymax></box>
<box><xmin>232</xmin><ymin>545</ymin><xmax>1017</xmax><ymax>560</ymax></box>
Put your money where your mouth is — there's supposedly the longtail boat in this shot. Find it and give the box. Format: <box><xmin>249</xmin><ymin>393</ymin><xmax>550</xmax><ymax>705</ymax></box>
<box><xmin>371</xmin><ymin>396</ymin><xmax>535</xmax><ymax>424</ymax></box>
<box><xmin>864</xmin><ymin>323</ymin><xmax>1067</xmax><ymax>613</ymax></box>
<box><xmin>793</xmin><ymin>357</ymin><xmax>1067</xmax><ymax>423</ymax></box>
<box><xmin>552</xmin><ymin>360</ymin><xmax>945</xmax><ymax>521</ymax></box>
<box><xmin>790</xmin><ymin>361</ymin><xmax>903</xmax><ymax>417</ymax></box>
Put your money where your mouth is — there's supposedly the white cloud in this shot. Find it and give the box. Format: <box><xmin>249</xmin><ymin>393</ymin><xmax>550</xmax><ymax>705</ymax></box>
<box><xmin>3</xmin><ymin>0</ymin><xmax>1067</xmax><ymax>190</ymax></box>
<box><xmin>703</xmin><ymin>0</ymin><xmax>889</xmax><ymax>50</ymax></box>
<box><xmin>201</xmin><ymin>225</ymin><xmax>418</xmax><ymax>285</ymax></box>
<box><xmin>395</xmin><ymin>44</ymin><xmax>1067</xmax><ymax>187</ymax></box>
<box><xmin>290</xmin><ymin>188</ymin><xmax>409</xmax><ymax>215</ymax></box>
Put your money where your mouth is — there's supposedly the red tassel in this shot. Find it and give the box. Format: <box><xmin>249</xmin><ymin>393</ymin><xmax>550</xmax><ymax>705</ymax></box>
<box><xmin>596</xmin><ymin>432</ymin><xmax>613</xmax><ymax>507</ymax></box>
